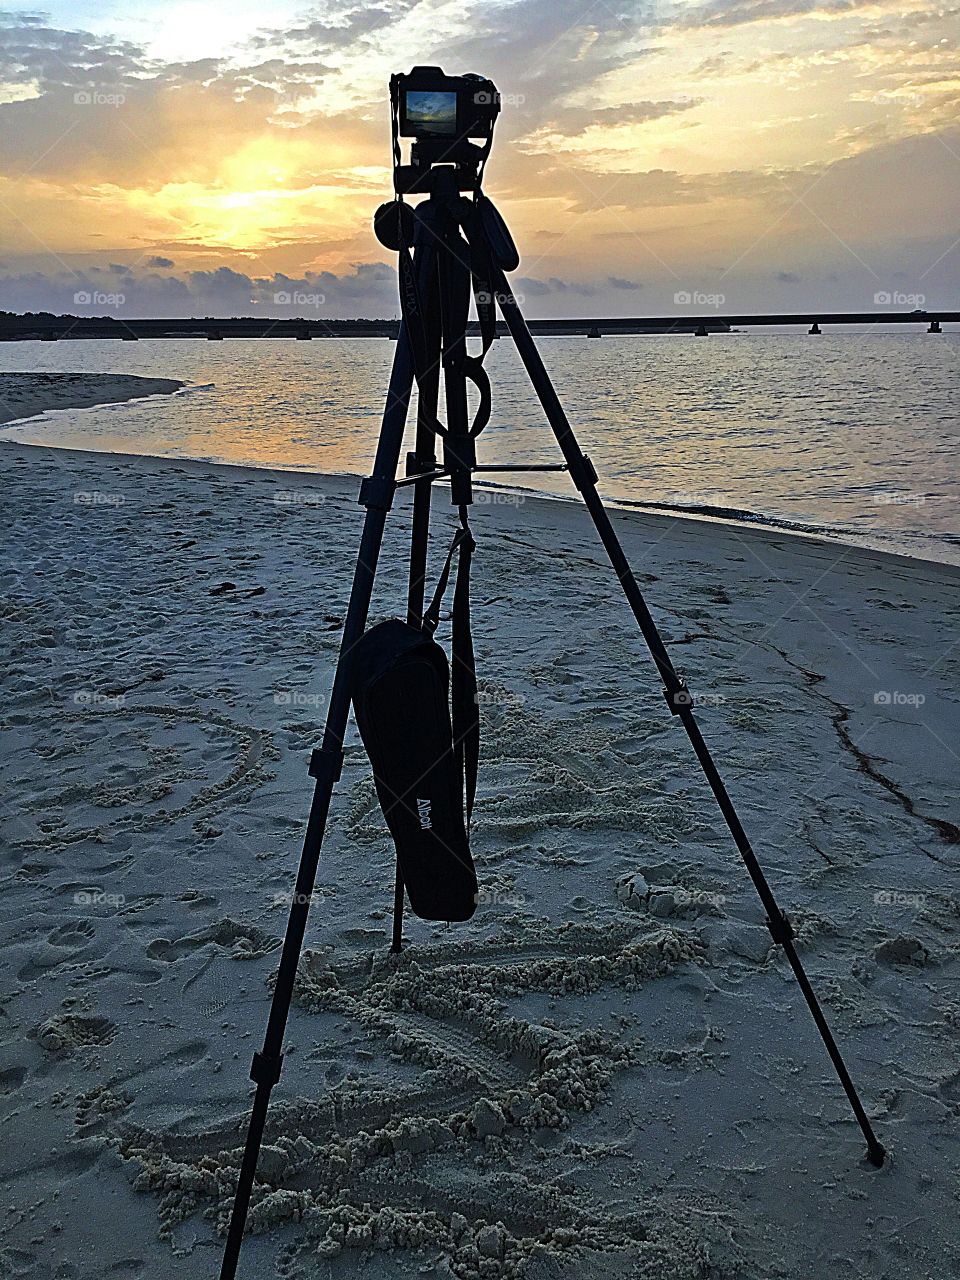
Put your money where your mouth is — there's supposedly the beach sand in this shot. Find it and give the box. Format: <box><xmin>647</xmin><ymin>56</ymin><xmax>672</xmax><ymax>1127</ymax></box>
<box><xmin>1</xmin><ymin>426</ymin><xmax>958</xmax><ymax>1279</ymax></box>
<box><xmin>0</xmin><ymin>372</ymin><xmax>184</xmax><ymax>425</ymax></box>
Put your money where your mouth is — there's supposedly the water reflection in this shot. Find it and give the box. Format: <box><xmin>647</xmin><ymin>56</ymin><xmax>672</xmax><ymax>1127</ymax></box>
<box><xmin>1</xmin><ymin>333</ymin><xmax>956</xmax><ymax>562</ymax></box>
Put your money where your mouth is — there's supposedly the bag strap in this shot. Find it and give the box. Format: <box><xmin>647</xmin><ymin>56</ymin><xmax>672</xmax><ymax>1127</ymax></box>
<box><xmin>421</xmin><ymin>515</ymin><xmax>479</xmax><ymax>822</ymax></box>
<box><xmin>421</xmin><ymin>523</ymin><xmax>469</xmax><ymax>636</ymax></box>
<box><xmin>451</xmin><ymin>516</ymin><xmax>478</xmax><ymax>822</ymax></box>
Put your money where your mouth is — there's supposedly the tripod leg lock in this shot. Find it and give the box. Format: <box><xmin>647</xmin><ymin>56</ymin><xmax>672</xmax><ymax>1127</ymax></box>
<box><xmin>358</xmin><ymin>474</ymin><xmax>396</xmax><ymax>512</ymax></box>
<box><xmin>571</xmin><ymin>453</ymin><xmax>599</xmax><ymax>493</ymax></box>
<box><xmin>663</xmin><ymin>681</ymin><xmax>694</xmax><ymax>714</ymax></box>
<box><xmin>406</xmin><ymin>450</ymin><xmax>436</xmax><ymax>476</ymax></box>
<box><xmin>765</xmin><ymin>910</ymin><xmax>795</xmax><ymax>946</ymax></box>
<box><xmin>443</xmin><ymin>433</ymin><xmax>476</xmax><ymax>474</ymax></box>
<box><xmin>309</xmin><ymin>746</ymin><xmax>344</xmax><ymax>784</ymax></box>
<box><xmin>250</xmin><ymin>1050</ymin><xmax>284</xmax><ymax>1087</ymax></box>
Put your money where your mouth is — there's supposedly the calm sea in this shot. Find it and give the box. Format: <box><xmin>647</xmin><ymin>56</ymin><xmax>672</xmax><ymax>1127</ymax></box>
<box><xmin>1</xmin><ymin>333</ymin><xmax>957</xmax><ymax>565</ymax></box>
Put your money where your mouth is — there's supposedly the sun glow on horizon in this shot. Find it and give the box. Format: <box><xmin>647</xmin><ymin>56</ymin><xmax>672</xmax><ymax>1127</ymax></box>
<box><xmin>0</xmin><ymin>0</ymin><xmax>957</xmax><ymax>315</ymax></box>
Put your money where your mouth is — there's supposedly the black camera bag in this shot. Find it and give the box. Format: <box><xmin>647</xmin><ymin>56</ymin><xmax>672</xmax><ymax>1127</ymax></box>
<box><xmin>350</xmin><ymin>526</ymin><xmax>479</xmax><ymax>922</ymax></box>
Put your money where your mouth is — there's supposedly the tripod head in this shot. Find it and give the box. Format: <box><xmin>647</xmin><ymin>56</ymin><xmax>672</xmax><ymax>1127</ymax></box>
<box><xmin>375</xmin><ymin>65</ymin><xmax>517</xmax><ymax>262</ymax></box>
<box><xmin>373</xmin><ymin>68</ymin><xmax>520</xmax><ymax>509</ymax></box>
<box><xmin>388</xmin><ymin>66</ymin><xmax>500</xmax><ymax>196</ymax></box>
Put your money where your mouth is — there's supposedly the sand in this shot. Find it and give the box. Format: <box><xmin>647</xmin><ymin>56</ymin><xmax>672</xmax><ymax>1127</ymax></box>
<box><xmin>0</xmin><ymin>372</ymin><xmax>184</xmax><ymax>425</ymax></box>
<box><xmin>1</xmin><ymin>411</ymin><xmax>958</xmax><ymax>1279</ymax></box>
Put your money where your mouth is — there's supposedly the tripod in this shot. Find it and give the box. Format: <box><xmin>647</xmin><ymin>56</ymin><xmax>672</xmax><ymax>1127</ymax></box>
<box><xmin>219</xmin><ymin>167</ymin><xmax>885</xmax><ymax>1280</ymax></box>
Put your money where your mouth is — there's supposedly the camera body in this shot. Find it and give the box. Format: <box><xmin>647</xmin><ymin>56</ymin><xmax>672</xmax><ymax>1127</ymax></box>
<box><xmin>390</xmin><ymin>66</ymin><xmax>500</xmax><ymax>193</ymax></box>
<box><xmin>395</xmin><ymin>66</ymin><xmax>500</xmax><ymax>142</ymax></box>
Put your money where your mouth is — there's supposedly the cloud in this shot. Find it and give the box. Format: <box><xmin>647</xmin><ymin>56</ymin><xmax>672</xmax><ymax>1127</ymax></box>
<box><xmin>0</xmin><ymin>16</ymin><xmax>151</xmax><ymax>92</ymax></box>
<box><xmin>679</xmin><ymin>0</ymin><xmax>905</xmax><ymax>29</ymax></box>
<box><xmin>0</xmin><ymin>4</ymin><xmax>956</xmax><ymax>317</ymax></box>
<box><xmin>0</xmin><ymin>15</ymin><xmax>355</xmax><ymax>190</ymax></box>
<box><xmin>515</xmin><ymin>275</ymin><xmax>598</xmax><ymax>296</ymax></box>
<box><xmin>251</xmin><ymin>2</ymin><xmax>419</xmax><ymax>56</ymax></box>
<box><xmin>784</xmin><ymin>127</ymin><xmax>960</xmax><ymax>250</ymax></box>
<box><xmin>560</xmin><ymin>165</ymin><xmax>790</xmax><ymax>213</ymax></box>
<box><xmin>0</xmin><ymin>259</ymin><xmax>646</xmax><ymax>317</ymax></box>
<box><xmin>541</xmin><ymin>99</ymin><xmax>703</xmax><ymax>138</ymax></box>
<box><xmin>0</xmin><ymin>260</ymin><xmax>402</xmax><ymax>318</ymax></box>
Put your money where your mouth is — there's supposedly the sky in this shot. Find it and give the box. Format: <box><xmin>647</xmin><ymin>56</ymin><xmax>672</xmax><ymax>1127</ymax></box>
<box><xmin>0</xmin><ymin>0</ymin><xmax>958</xmax><ymax>318</ymax></box>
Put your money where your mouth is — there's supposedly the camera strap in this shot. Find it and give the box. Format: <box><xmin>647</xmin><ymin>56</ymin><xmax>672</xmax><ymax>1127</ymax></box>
<box><xmin>397</xmin><ymin>224</ymin><xmax>449</xmax><ymax>440</ymax></box>
<box><xmin>392</xmin><ymin>184</ymin><xmax>504</xmax><ymax>448</ymax></box>
<box><xmin>422</xmin><ymin>513</ymin><xmax>479</xmax><ymax>821</ymax></box>
<box><xmin>397</xmin><ymin>218</ymin><xmax>494</xmax><ymax>444</ymax></box>
<box><xmin>461</xmin><ymin>199</ymin><xmax>497</xmax><ymax>360</ymax></box>
<box><xmin>452</xmin><ymin>197</ymin><xmax>498</xmax><ymax>441</ymax></box>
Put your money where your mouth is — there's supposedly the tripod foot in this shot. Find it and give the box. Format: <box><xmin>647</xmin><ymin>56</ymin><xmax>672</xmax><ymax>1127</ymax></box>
<box><xmin>866</xmin><ymin>1142</ymin><xmax>887</xmax><ymax>1168</ymax></box>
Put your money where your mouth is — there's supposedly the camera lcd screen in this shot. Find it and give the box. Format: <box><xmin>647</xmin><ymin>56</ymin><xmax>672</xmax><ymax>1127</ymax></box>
<box><xmin>405</xmin><ymin>89</ymin><xmax>458</xmax><ymax>136</ymax></box>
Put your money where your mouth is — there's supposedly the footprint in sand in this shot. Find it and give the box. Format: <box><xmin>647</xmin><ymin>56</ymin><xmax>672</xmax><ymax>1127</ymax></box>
<box><xmin>874</xmin><ymin>935</ymin><xmax>930</xmax><ymax>966</ymax></box>
<box><xmin>0</xmin><ymin>1064</ymin><xmax>27</xmax><ymax>1093</ymax></box>
<box><xmin>146</xmin><ymin>917</ymin><xmax>278</xmax><ymax>963</ymax></box>
<box><xmin>75</xmin><ymin>1083</ymin><xmax>133</xmax><ymax>1132</ymax></box>
<box><xmin>47</xmin><ymin>919</ymin><xmax>97</xmax><ymax>949</ymax></box>
<box><xmin>0</xmin><ymin>1247</ymin><xmax>40</xmax><ymax>1277</ymax></box>
<box><xmin>33</xmin><ymin>1013</ymin><xmax>117</xmax><ymax>1053</ymax></box>
<box><xmin>17</xmin><ymin>918</ymin><xmax>98</xmax><ymax>981</ymax></box>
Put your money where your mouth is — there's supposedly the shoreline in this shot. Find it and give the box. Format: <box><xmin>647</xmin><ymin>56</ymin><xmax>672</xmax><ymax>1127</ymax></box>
<box><xmin>0</xmin><ymin>370</ymin><xmax>956</xmax><ymax>571</ymax></box>
<box><xmin>5</xmin><ymin>436</ymin><xmax>959</xmax><ymax>582</ymax></box>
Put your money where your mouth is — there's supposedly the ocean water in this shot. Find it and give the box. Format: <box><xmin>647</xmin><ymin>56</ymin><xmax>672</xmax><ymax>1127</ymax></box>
<box><xmin>1</xmin><ymin>332</ymin><xmax>957</xmax><ymax>564</ymax></box>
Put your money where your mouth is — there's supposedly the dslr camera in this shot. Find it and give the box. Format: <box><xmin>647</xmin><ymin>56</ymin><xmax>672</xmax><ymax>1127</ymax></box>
<box><xmin>390</xmin><ymin>66</ymin><xmax>500</xmax><ymax>193</ymax></box>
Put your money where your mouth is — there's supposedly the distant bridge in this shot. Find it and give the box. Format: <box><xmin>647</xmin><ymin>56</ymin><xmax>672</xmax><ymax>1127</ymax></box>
<box><xmin>0</xmin><ymin>310</ymin><xmax>955</xmax><ymax>341</ymax></box>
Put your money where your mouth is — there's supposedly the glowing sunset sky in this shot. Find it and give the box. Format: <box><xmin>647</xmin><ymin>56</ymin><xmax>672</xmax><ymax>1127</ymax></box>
<box><xmin>0</xmin><ymin>0</ymin><xmax>957</xmax><ymax>316</ymax></box>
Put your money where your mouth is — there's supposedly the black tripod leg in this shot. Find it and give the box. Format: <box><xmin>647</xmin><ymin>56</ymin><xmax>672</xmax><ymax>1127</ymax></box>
<box><xmin>218</xmin><ymin>263</ymin><xmax>430</xmax><ymax>1280</ymax></box>
<box><xmin>492</xmin><ymin>277</ymin><xmax>886</xmax><ymax>1168</ymax></box>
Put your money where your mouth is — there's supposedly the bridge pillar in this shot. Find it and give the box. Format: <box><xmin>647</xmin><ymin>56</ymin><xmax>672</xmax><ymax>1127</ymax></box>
<box><xmin>928</xmin><ymin>320</ymin><xmax>942</xmax><ymax>333</ymax></box>
<box><xmin>809</xmin><ymin>322</ymin><xmax>821</xmax><ymax>335</ymax></box>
